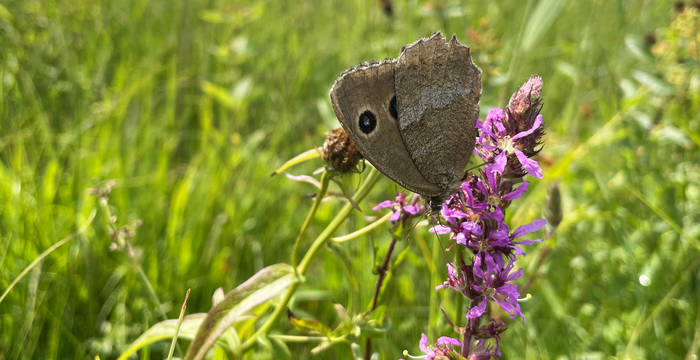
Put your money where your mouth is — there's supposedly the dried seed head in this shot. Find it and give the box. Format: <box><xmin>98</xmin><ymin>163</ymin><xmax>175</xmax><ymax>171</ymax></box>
<box><xmin>321</xmin><ymin>128</ymin><xmax>362</xmax><ymax>173</ymax></box>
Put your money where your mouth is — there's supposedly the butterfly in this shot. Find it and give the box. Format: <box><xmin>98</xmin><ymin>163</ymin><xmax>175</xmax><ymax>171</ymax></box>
<box><xmin>330</xmin><ymin>32</ymin><xmax>482</xmax><ymax>209</ymax></box>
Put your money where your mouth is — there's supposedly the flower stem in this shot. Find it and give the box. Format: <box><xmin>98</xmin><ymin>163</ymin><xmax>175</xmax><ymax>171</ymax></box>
<box><xmin>365</xmin><ymin>230</ymin><xmax>399</xmax><ymax>360</ymax></box>
<box><xmin>240</xmin><ymin>168</ymin><xmax>380</xmax><ymax>354</ymax></box>
<box><xmin>461</xmin><ymin>317</ymin><xmax>478</xmax><ymax>357</ymax></box>
<box><xmin>297</xmin><ymin>168</ymin><xmax>380</xmax><ymax>274</ymax></box>
<box><xmin>291</xmin><ymin>170</ymin><xmax>330</xmax><ymax>268</ymax></box>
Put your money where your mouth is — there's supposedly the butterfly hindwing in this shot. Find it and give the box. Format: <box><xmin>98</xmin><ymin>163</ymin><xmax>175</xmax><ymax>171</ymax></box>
<box><xmin>395</xmin><ymin>32</ymin><xmax>482</xmax><ymax>194</ymax></box>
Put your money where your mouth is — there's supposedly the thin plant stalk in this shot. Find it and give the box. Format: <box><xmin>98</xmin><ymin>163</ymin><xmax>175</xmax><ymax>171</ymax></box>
<box><xmin>167</xmin><ymin>288</ymin><xmax>191</xmax><ymax>360</ymax></box>
<box><xmin>240</xmin><ymin>167</ymin><xmax>380</xmax><ymax>353</ymax></box>
<box><xmin>292</xmin><ymin>170</ymin><xmax>330</xmax><ymax>268</ymax></box>
<box><xmin>364</xmin><ymin>231</ymin><xmax>399</xmax><ymax>360</ymax></box>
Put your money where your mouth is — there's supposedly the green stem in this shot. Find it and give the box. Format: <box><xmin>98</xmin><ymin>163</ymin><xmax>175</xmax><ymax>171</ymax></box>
<box><xmin>240</xmin><ymin>167</ymin><xmax>380</xmax><ymax>353</ymax></box>
<box><xmin>135</xmin><ymin>263</ymin><xmax>168</xmax><ymax>320</ymax></box>
<box><xmin>291</xmin><ymin>171</ymin><xmax>330</xmax><ymax>268</ymax></box>
<box><xmin>297</xmin><ymin>168</ymin><xmax>379</xmax><ymax>274</ymax></box>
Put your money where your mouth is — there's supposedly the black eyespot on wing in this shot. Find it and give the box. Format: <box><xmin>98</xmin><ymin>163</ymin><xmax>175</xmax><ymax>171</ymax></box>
<box><xmin>389</xmin><ymin>96</ymin><xmax>398</xmax><ymax>119</ymax></box>
<box><xmin>358</xmin><ymin>110</ymin><xmax>377</xmax><ymax>134</ymax></box>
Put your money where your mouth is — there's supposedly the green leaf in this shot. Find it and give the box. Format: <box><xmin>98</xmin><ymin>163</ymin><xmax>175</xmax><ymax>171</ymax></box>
<box><xmin>117</xmin><ymin>314</ymin><xmax>207</xmax><ymax>360</ymax></box>
<box><xmin>184</xmin><ymin>263</ymin><xmax>297</xmax><ymax>360</ymax></box>
<box><xmin>270</xmin><ymin>148</ymin><xmax>321</xmax><ymax>176</ymax></box>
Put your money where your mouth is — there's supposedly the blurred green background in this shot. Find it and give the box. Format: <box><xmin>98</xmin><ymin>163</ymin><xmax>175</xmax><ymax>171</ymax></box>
<box><xmin>1</xmin><ymin>0</ymin><xmax>698</xmax><ymax>358</ymax></box>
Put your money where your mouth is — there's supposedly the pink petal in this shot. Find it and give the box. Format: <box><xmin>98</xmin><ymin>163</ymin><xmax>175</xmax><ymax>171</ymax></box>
<box><xmin>477</xmin><ymin>118</ymin><xmax>497</xmax><ymax>140</ymax></box>
<box><xmin>517</xmin><ymin>238</ymin><xmax>543</xmax><ymax>246</ymax></box>
<box><xmin>466</xmin><ymin>298</ymin><xmax>487</xmax><ymax>318</ymax></box>
<box><xmin>473</xmin><ymin>254</ymin><xmax>484</xmax><ymax>278</ymax></box>
<box><xmin>454</xmin><ymin>232</ymin><xmax>467</xmax><ymax>245</ymax></box>
<box><xmin>403</xmin><ymin>205</ymin><xmax>421</xmax><ymax>215</ymax></box>
<box><xmin>372</xmin><ymin>200</ymin><xmax>396</xmax><ymax>211</ymax></box>
<box><xmin>514</xmin><ymin>148</ymin><xmax>542</xmax><ymax>178</ymax></box>
<box><xmin>502</xmin><ymin>181</ymin><xmax>529</xmax><ymax>201</ymax></box>
<box><xmin>436</xmin><ymin>336</ymin><xmax>462</xmax><ymax>347</ymax></box>
<box><xmin>429</xmin><ymin>225</ymin><xmax>452</xmax><ymax>234</ymax></box>
<box><xmin>419</xmin><ymin>333</ymin><xmax>429</xmax><ymax>352</ymax></box>
<box><xmin>512</xmin><ymin>219</ymin><xmax>547</xmax><ymax>238</ymax></box>
<box><xmin>492</xmin><ymin>151</ymin><xmax>507</xmax><ymax>175</ymax></box>
<box><xmin>486</xmin><ymin>108</ymin><xmax>506</xmax><ymax>123</ymax></box>
<box><xmin>388</xmin><ymin>210</ymin><xmax>401</xmax><ymax>222</ymax></box>
<box><xmin>447</xmin><ymin>263</ymin><xmax>457</xmax><ymax>277</ymax></box>
<box><xmin>493</xmin><ymin>297</ymin><xmax>520</xmax><ymax>319</ymax></box>
<box><xmin>505</xmin><ymin>268</ymin><xmax>524</xmax><ymax>282</ymax></box>
<box><xmin>512</xmin><ymin>114</ymin><xmax>543</xmax><ymax>140</ymax></box>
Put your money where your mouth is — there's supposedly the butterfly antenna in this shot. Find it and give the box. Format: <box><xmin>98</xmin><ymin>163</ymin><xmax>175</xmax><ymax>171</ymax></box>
<box><xmin>461</xmin><ymin>161</ymin><xmax>488</xmax><ymax>181</ymax></box>
<box><xmin>418</xmin><ymin>201</ymin><xmax>453</xmax><ymax>266</ymax></box>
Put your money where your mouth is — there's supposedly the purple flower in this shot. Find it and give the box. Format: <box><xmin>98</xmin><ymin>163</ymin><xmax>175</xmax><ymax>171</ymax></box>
<box><xmin>435</xmin><ymin>263</ymin><xmax>460</xmax><ymax>291</ymax></box>
<box><xmin>406</xmin><ymin>333</ymin><xmax>461</xmax><ymax>360</ymax></box>
<box><xmin>476</xmin><ymin>110</ymin><xmax>543</xmax><ymax>179</ymax></box>
<box><xmin>429</xmin><ymin>199</ymin><xmax>484</xmax><ymax>246</ymax></box>
<box><xmin>373</xmin><ymin>192</ymin><xmax>425</xmax><ymax>222</ymax></box>
<box><xmin>479</xmin><ymin>160</ymin><xmax>530</xmax><ymax>209</ymax></box>
<box><xmin>468</xmin><ymin>259</ymin><xmax>524</xmax><ymax>320</ymax></box>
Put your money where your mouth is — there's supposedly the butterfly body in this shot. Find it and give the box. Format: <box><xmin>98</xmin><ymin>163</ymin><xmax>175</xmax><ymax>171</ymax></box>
<box><xmin>330</xmin><ymin>32</ymin><xmax>481</xmax><ymax>208</ymax></box>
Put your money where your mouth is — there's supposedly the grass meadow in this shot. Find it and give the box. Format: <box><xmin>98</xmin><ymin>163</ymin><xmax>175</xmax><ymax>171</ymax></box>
<box><xmin>1</xmin><ymin>0</ymin><xmax>699</xmax><ymax>358</ymax></box>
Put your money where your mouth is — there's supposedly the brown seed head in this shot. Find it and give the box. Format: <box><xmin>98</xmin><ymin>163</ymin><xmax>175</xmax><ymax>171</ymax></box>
<box><xmin>321</xmin><ymin>128</ymin><xmax>363</xmax><ymax>173</ymax></box>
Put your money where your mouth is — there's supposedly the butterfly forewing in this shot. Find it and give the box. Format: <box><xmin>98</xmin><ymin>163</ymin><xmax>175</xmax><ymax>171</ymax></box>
<box><xmin>330</xmin><ymin>60</ymin><xmax>442</xmax><ymax>196</ymax></box>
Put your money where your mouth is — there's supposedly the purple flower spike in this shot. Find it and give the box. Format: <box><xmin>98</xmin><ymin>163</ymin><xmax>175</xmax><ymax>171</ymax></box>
<box><xmin>398</xmin><ymin>76</ymin><xmax>546</xmax><ymax>359</ymax></box>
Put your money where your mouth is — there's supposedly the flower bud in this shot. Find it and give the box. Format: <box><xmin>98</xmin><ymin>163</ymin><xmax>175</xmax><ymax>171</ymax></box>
<box><xmin>507</xmin><ymin>76</ymin><xmax>542</xmax><ymax>116</ymax></box>
<box><xmin>545</xmin><ymin>182</ymin><xmax>562</xmax><ymax>230</ymax></box>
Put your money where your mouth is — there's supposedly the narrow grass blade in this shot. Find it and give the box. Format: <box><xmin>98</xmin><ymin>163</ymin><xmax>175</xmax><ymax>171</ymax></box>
<box><xmin>167</xmin><ymin>288</ymin><xmax>191</xmax><ymax>360</ymax></box>
<box><xmin>0</xmin><ymin>209</ymin><xmax>96</xmax><ymax>305</ymax></box>
<box><xmin>521</xmin><ymin>0</ymin><xmax>566</xmax><ymax>52</ymax></box>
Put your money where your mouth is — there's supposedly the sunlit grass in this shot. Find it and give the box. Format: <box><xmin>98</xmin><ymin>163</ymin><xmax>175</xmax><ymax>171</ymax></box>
<box><xmin>0</xmin><ymin>0</ymin><xmax>698</xmax><ymax>358</ymax></box>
